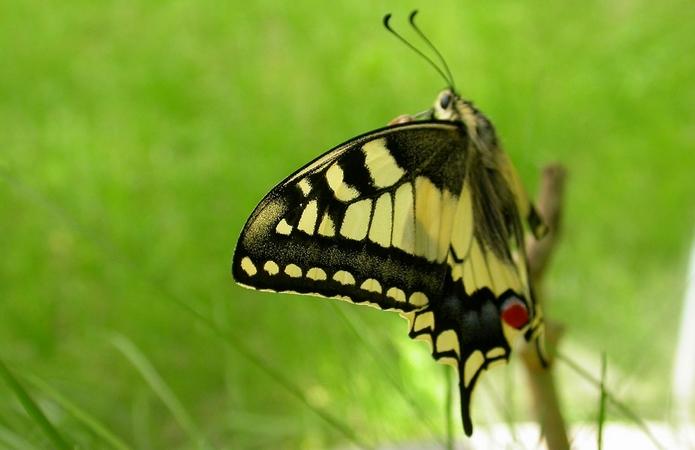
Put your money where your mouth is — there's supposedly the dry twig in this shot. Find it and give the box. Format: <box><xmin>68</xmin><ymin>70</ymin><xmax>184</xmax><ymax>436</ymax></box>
<box><xmin>520</xmin><ymin>164</ymin><xmax>570</xmax><ymax>450</ymax></box>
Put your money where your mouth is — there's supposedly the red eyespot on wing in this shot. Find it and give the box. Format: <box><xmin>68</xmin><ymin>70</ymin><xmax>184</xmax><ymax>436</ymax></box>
<box><xmin>501</xmin><ymin>297</ymin><xmax>529</xmax><ymax>329</ymax></box>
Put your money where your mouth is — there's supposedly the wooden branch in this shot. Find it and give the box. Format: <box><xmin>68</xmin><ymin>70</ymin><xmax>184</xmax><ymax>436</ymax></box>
<box><xmin>527</xmin><ymin>164</ymin><xmax>567</xmax><ymax>284</ymax></box>
<box><xmin>520</xmin><ymin>164</ymin><xmax>570</xmax><ymax>450</ymax></box>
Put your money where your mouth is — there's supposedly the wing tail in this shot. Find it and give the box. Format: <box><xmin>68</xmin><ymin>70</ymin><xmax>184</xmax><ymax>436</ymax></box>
<box><xmin>458</xmin><ymin>370</ymin><xmax>476</xmax><ymax>437</ymax></box>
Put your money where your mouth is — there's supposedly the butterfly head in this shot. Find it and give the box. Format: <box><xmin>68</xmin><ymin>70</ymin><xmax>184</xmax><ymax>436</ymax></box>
<box><xmin>432</xmin><ymin>89</ymin><xmax>498</xmax><ymax>149</ymax></box>
<box><xmin>432</xmin><ymin>89</ymin><xmax>459</xmax><ymax>121</ymax></box>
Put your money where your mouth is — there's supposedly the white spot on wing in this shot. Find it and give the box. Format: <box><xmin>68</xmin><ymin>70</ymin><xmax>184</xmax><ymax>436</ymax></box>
<box><xmin>413</xmin><ymin>311</ymin><xmax>434</xmax><ymax>332</ymax></box>
<box><xmin>263</xmin><ymin>261</ymin><xmax>279</xmax><ymax>275</ymax></box>
<box><xmin>438</xmin><ymin>357</ymin><xmax>459</xmax><ymax>367</ymax></box>
<box><xmin>240</xmin><ymin>257</ymin><xmax>257</xmax><ymax>276</ymax></box>
<box><xmin>414</xmin><ymin>176</ymin><xmax>441</xmax><ymax>261</ymax></box>
<box><xmin>362</xmin><ymin>138</ymin><xmax>405</xmax><ymax>188</ymax></box>
<box><xmin>437</xmin><ymin>189</ymin><xmax>457</xmax><ymax>262</ymax></box>
<box><xmin>470</xmin><ymin>239</ymin><xmax>492</xmax><ymax>293</ymax></box>
<box><xmin>409</xmin><ymin>291</ymin><xmax>428</xmax><ymax>307</ymax></box>
<box><xmin>360</xmin><ymin>278</ymin><xmax>382</xmax><ymax>293</ymax></box>
<box><xmin>435</xmin><ymin>329</ymin><xmax>460</xmax><ymax>357</ymax></box>
<box><xmin>284</xmin><ymin>264</ymin><xmax>302</xmax><ymax>278</ymax></box>
<box><xmin>326</xmin><ymin>163</ymin><xmax>359</xmax><ymax>202</ymax></box>
<box><xmin>450</xmin><ymin>181</ymin><xmax>473</xmax><ymax>257</ymax></box>
<box><xmin>369</xmin><ymin>193</ymin><xmax>392</xmax><ymax>247</ymax></box>
<box><xmin>392</xmin><ymin>182</ymin><xmax>415</xmax><ymax>254</ymax></box>
<box><xmin>486</xmin><ymin>347</ymin><xmax>506</xmax><ymax>359</ymax></box>
<box><xmin>332</xmin><ymin>270</ymin><xmax>356</xmax><ymax>285</ymax></box>
<box><xmin>487</xmin><ymin>359</ymin><xmax>506</xmax><ymax>369</ymax></box>
<box><xmin>340</xmin><ymin>199</ymin><xmax>372</xmax><ymax>240</ymax></box>
<box><xmin>487</xmin><ymin>255</ymin><xmax>521</xmax><ymax>296</ymax></box>
<box><xmin>386</xmin><ymin>287</ymin><xmax>406</xmax><ymax>302</ymax></box>
<box><xmin>276</xmin><ymin>218</ymin><xmax>293</xmax><ymax>236</ymax></box>
<box><xmin>463</xmin><ymin>259</ymin><xmax>476</xmax><ymax>295</ymax></box>
<box><xmin>298</xmin><ymin>178</ymin><xmax>312</xmax><ymax>196</ymax></box>
<box><xmin>464</xmin><ymin>350</ymin><xmax>484</xmax><ymax>387</ymax></box>
<box><xmin>306</xmin><ymin>267</ymin><xmax>327</xmax><ymax>281</ymax></box>
<box><xmin>297</xmin><ymin>200</ymin><xmax>318</xmax><ymax>235</ymax></box>
<box><xmin>450</xmin><ymin>255</ymin><xmax>464</xmax><ymax>283</ymax></box>
<box><xmin>317</xmin><ymin>213</ymin><xmax>335</xmax><ymax>237</ymax></box>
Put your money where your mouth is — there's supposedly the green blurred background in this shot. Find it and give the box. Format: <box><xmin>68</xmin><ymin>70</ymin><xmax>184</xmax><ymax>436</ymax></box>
<box><xmin>1</xmin><ymin>0</ymin><xmax>694</xmax><ymax>448</ymax></box>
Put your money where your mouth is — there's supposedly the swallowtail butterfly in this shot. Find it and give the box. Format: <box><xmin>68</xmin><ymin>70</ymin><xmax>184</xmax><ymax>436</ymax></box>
<box><xmin>232</xmin><ymin>11</ymin><xmax>547</xmax><ymax>436</ymax></box>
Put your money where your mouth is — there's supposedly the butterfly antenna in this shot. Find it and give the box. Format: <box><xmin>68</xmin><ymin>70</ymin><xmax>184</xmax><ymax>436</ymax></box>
<box><xmin>383</xmin><ymin>13</ymin><xmax>452</xmax><ymax>89</ymax></box>
<box><xmin>408</xmin><ymin>10</ymin><xmax>457</xmax><ymax>92</ymax></box>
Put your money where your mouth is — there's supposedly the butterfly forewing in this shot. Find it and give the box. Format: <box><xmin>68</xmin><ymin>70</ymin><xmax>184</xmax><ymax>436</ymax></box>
<box><xmin>233</xmin><ymin>116</ymin><xmax>543</xmax><ymax>436</ymax></box>
<box><xmin>233</xmin><ymin>122</ymin><xmax>469</xmax><ymax>312</ymax></box>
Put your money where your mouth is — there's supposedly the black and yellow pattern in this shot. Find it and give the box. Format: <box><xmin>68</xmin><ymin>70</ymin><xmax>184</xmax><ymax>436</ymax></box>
<box><xmin>233</xmin><ymin>88</ymin><xmax>546</xmax><ymax>436</ymax></box>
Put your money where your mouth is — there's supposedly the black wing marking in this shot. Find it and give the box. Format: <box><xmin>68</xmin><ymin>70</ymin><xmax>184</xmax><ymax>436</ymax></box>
<box><xmin>233</xmin><ymin>121</ymin><xmax>470</xmax><ymax>312</ymax></box>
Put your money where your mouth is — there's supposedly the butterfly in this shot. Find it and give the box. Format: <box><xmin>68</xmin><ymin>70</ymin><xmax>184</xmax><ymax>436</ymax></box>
<box><xmin>232</xmin><ymin>11</ymin><xmax>547</xmax><ymax>437</ymax></box>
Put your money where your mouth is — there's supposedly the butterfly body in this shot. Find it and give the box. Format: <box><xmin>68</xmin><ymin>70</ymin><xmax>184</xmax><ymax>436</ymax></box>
<box><xmin>233</xmin><ymin>88</ymin><xmax>545</xmax><ymax>436</ymax></box>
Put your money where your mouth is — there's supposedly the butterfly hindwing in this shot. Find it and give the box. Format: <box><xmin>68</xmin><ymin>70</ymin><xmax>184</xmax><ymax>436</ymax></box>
<box><xmin>403</xmin><ymin>179</ymin><xmax>534</xmax><ymax>436</ymax></box>
<box><xmin>404</xmin><ymin>278</ymin><xmax>513</xmax><ymax>436</ymax></box>
<box><xmin>233</xmin><ymin>121</ymin><xmax>470</xmax><ymax>312</ymax></box>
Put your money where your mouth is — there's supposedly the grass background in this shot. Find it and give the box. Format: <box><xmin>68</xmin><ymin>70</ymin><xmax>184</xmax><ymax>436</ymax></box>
<box><xmin>1</xmin><ymin>0</ymin><xmax>694</xmax><ymax>448</ymax></box>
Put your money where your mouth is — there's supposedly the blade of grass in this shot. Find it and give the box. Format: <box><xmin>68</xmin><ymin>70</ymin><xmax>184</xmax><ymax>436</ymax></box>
<box><xmin>501</xmin><ymin>366</ymin><xmax>525</xmax><ymax>449</ymax></box>
<box><xmin>113</xmin><ymin>286</ymin><xmax>372</xmax><ymax>449</ymax></box>
<box><xmin>0</xmin><ymin>358</ymin><xmax>71</xmax><ymax>450</ymax></box>
<box><xmin>0</xmin><ymin>424</ymin><xmax>38</xmax><ymax>450</ymax></box>
<box><xmin>209</xmin><ymin>317</ymin><xmax>373</xmax><ymax>449</ymax></box>
<box><xmin>110</xmin><ymin>334</ymin><xmax>212</xmax><ymax>450</ymax></box>
<box><xmin>597</xmin><ymin>353</ymin><xmax>607</xmax><ymax>450</ymax></box>
<box><xmin>477</xmin><ymin>367</ymin><xmax>525</xmax><ymax>449</ymax></box>
<box><xmin>131</xmin><ymin>389</ymin><xmax>153</xmax><ymax>450</ymax></box>
<box><xmin>332</xmin><ymin>304</ymin><xmax>444</xmax><ymax>441</ymax></box>
<box><xmin>557</xmin><ymin>351</ymin><xmax>665</xmax><ymax>450</ymax></box>
<box><xmin>0</xmin><ymin>409</ymin><xmax>42</xmax><ymax>448</ymax></box>
<box><xmin>479</xmin><ymin>374</ymin><xmax>527</xmax><ymax>450</ymax></box>
<box><xmin>1</xmin><ymin>170</ymin><xmax>372</xmax><ymax>450</ymax></box>
<box><xmin>444</xmin><ymin>366</ymin><xmax>453</xmax><ymax>450</ymax></box>
<box><xmin>24</xmin><ymin>374</ymin><xmax>132</xmax><ymax>450</ymax></box>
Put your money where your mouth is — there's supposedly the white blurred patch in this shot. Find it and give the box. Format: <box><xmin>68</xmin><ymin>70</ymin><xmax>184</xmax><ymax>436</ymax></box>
<box><xmin>672</xmin><ymin>234</ymin><xmax>695</xmax><ymax>448</ymax></box>
<box><xmin>367</xmin><ymin>422</ymin><xmax>690</xmax><ymax>449</ymax></box>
